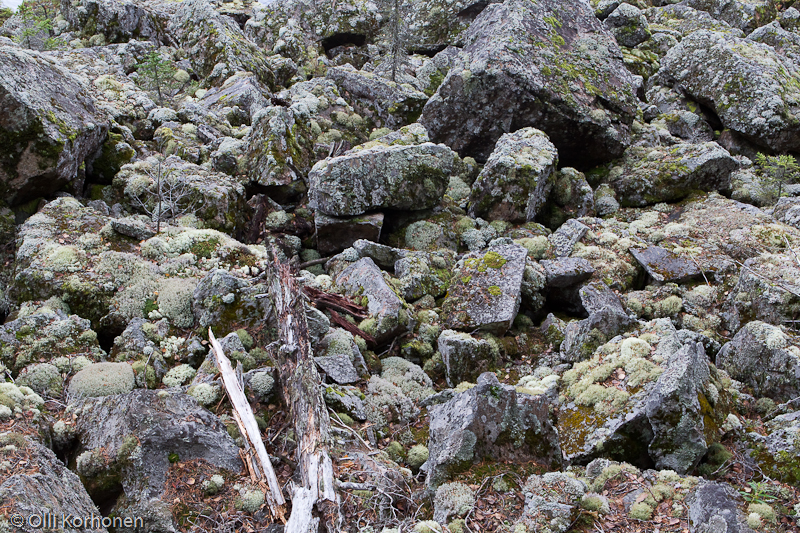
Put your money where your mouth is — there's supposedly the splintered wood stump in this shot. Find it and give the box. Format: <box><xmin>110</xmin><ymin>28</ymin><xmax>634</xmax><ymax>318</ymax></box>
<box><xmin>272</xmin><ymin>262</ymin><xmax>337</xmax><ymax>533</ymax></box>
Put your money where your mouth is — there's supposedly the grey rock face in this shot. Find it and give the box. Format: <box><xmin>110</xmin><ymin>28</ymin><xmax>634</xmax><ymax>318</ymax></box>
<box><xmin>468</xmin><ymin>128</ymin><xmax>558</xmax><ymax>223</ymax></box>
<box><xmin>442</xmin><ymin>243</ymin><xmax>527</xmax><ymax>334</ymax></box>
<box><xmin>192</xmin><ymin>268</ymin><xmax>273</xmax><ymax>331</ymax></box>
<box><xmin>326</xmin><ymin>66</ymin><xmax>429</xmax><ymax>130</ymax></box>
<box><xmin>335</xmin><ymin>257</ymin><xmax>406</xmax><ymax>343</ymax></box>
<box><xmin>605</xmin><ymin>141</ymin><xmax>737</xmax><ymax>207</ymax></box>
<box><xmin>662</xmin><ymin>30</ymin><xmax>800</xmax><ymax>152</ymax></box>
<box><xmin>540</xmin><ymin>258</ymin><xmax>595</xmax><ymax>289</ymax></box>
<box><xmin>716</xmin><ymin>321</ymin><xmax>800</xmax><ymax>402</ymax></box>
<box><xmin>308</xmin><ymin>130</ymin><xmax>459</xmax><ymax>217</ymax></box>
<box><xmin>426</xmin><ymin>372</ymin><xmax>562</xmax><ymax>489</ymax></box>
<box><xmin>773</xmin><ymin>197</ymin><xmax>800</xmax><ymax>229</ymax></box>
<box><xmin>686</xmin><ymin>0</ymin><xmax>776</xmax><ymax>33</ymax></box>
<box><xmin>315</xmin><ymin>212</ymin><xmax>384</xmax><ymax>256</ymax></box>
<box><xmin>723</xmin><ymin>252</ymin><xmax>800</xmax><ymax>332</ymax></box>
<box><xmin>314</xmin><ymin>328</ymin><xmax>366</xmax><ymax>384</ymax></box>
<box><xmin>437</xmin><ymin>329</ymin><xmax>499</xmax><ymax>387</ymax></box>
<box><xmin>605</xmin><ymin>3</ymin><xmax>651</xmax><ymax>48</ymax></box>
<box><xmin>646</xmin><ymin>341</ymin><xmax>710</xmax><ymax>473</ymax></box>
<box><xmin>420</xmin><ymin>0</ymin><xmax>637</xmax><ymax>166</ymax></box>
<box><xmin>630</xmin><ymin>246</ymin><xmax>704</xmax><ymax>284</ymax></box>
<box><xmin>71</xmin><ymin>389</ymin><xmax>241</xmax><ymax>505</ymax></box>
<box><xmin>60</xmin><ymin>0</ymin><xmax>173</xmax><ymax>44</ymax></box>
<box><xmin>687</xmin><ymin>481</ymin><xmax>757</xmax><ymax>533</ymax></box>
<box><xmin>549</xmin><ymin>219</ymin><xmax>589</xmax><ymax>258</ymax></box>
<box><xmin>0</xmin><ymin>436</ymin><xmax>108</xmax><ymax>533</ymax></box>
<box><xmin>0</xmin><ymin>45</ymin><xmax>108</xmax><ymax>206</ymax></box>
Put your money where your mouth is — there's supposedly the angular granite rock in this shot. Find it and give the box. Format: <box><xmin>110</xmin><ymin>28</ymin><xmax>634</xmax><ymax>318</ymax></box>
<box><xmin>0</xmin><ymin>44</ymin><xmax>108</xmax><ymax>206</ymax></box>
<box><xmin>420</xmin><ymin>0</ymin><xmax>638</xmax><ymax>166</ymax></box>
<box><xmin>468</xmin><ymin>128</ymin><xmax>558</xmax><ymax>223</ymax></box>
<box><xmin>662</xmin><ymin>30</ymin><xmax>800</xmax><ymax>152</ymax></box>
<box><xmin>630</xmin><ymin>246</ymin><xmax>703</xmax><ymax>284</ymax></box>
<box><xmin>716</xmin><ymin>321</ymin><xmax>800</xmax><ymax>402</ymax></box>
<box><xmin>442</xmin><ymin>243</ymin><xmax>527</xmax><ymax>334</ymax></box>
<box><xmin>426</xmin><ymin>372</ymin><xmax>562</xmax><ymax>488</ymax></box>
<box><xmin>309</xmin><ymin>125</ymin><xmax>459</xmax><ymax>216</ymax></box>
<box><xmin>437</xmin><ymin>329</ymin><xmax>500</xmax><ymax>387</ymax></box>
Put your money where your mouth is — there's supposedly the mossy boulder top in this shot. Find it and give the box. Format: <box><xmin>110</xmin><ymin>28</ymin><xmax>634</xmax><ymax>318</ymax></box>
<box><xmin>0</xmin><ymin>44</ymin><xmax>109</xmax><ymax>206</ymax></box>
<box><xmin>420</xmin><ymin>0</ymin><xmax>638</xmax><ymax>167</ymax></box>
<box><xmin>68</xmin><ymin>362</ymin><xmax>135</xmax><ymax>398</ymax></box>
<box><xmin>308</xmin><ymin>125</ymin><xmax>459</xmax><ymax>216</ymax></box>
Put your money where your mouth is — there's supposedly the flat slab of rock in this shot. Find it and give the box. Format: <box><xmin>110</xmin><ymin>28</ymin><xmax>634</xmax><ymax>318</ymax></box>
<box><xmin>468</xmin><ymin>128</ymin><xmax>558</xmax><ymax>222</ymax></box>
<box><xmin>309</xmin><ymin>129</ymin><xmax>459</xmax><ymax>216</ymax></box>
<box><xmin>437</xmin><ymin>329</ymin><xmax>499</xmax><ymax>387</ymax></box>
<box><xmin>314</xmin><ymin>354</ymin><xmax>360</xmax><ymax>384</ymax></box>
<box><xmin>0</xmin><ymin>44</ymin><xmax>108</xmax><ymax>206</ymax></box>
<box><xmin>442</xmin><ymin>244</ymin><xmax>527</xmax><ymax>334</ymax></box>
<box><xmin>420</xmin><ymin>0</ymin><xmax>637</xmax><ymax>166</ymax></box>
<box><xmin>315</xmin><ymin>212</ymin><xmax>384</xmax><ymax>256</ymax></box>
<box><xmin>540</xmin><ymin>257</ymin><xmax>595</xmax><ymax>289</ymax></box>
<box><xmin>426</xmin><ymin>372</ymin><xmax>562</xmax><ymax>488</ymax></box>
<box><xmin>549</xmin><ymin>219</ymin><xmax>589</xmax><ymax>257</ymax></box>
<box><xmin>630</xmin><ymin>246</ymin><xmax>703</xmax><ymax>284</ymax></box>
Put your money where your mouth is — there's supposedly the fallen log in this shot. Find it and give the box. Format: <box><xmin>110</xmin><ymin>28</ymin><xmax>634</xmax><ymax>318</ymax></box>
<box><xmin>208</xmin><ymin>328</ymin><xmax>286</xmax><ymax>519</ymax></box>
<box><xmin>328</xmin><ymin>309</ymin><xmax>376</xmax><ymax>346</ymax></box>
<box><xmin>302</xmin><ymin>285</ymin><xmax>369</xmax><ymax>319</ymax></box>
<box><xmin>272</xmin><ymin>262</ymin><xmax>338</xmax><ymax>532</ymax></box>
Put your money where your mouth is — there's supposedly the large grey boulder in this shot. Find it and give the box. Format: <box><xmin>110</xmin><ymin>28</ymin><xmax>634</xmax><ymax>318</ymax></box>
<box><xmin>644</xmin><ymin>5</ymin><xmax>744</xmax><ymax>38</ymax></box>
<box><xmin>604</xmin><ymin>141</ymin><xmax>737</xmax><ymax>207</ymax></box>
<box><xmin>468</xmin><ymin>128</ymin><xmax>558</xmax><ymax>223</ymax></box>
<box><xmin>60</xmin><ymin>0</ymin><xmax>173</xmax><ymax>44</ymax></box>
<box><xmin>308</xmin><ymin>124</ymin><xmax>459</xmax><ymax>216</ymax></box>
<box><xmin>426</xmin><ymin>372</ymin><xmax>562</xmax><ymax>489</ymax></box>
<box><xmin>169</xmin><ymin>0</ymin><xmax>289</xmax><ymax>88</ymax></box>
<box><xmin>686</xmin><ymin>0</ymin><xmax>776</xmax><ymax>33</ymax></box>
<box><xmin>686</xmin><ymin>481</ymin><xmax>758</xmax><ymax>533</ymax></box>
<box><xmin>441</xmin><ymin>243</ymin><xmax>527</xmax><ymax>334</ymax></box>
<box><xmin>0</xmin><ymin>436</ymin><xmax>108</xmax><ymax>533</ymax></box>
<box><xmin>605</xmin><ymin>3</ymin><xmax>651</xmax><ymax>47</ymax></box>
<box><xmin>335</xmin><ymin>257</ymin><xmax>407</xmax><ymax>343</ymax></box>
<box><xmin>662</xmin><ymin>30</ymin><xmax>800</xmax><ymax>152</ymax></box>
<box><xmin>646</xmin><ymin>341</ymin><xmax>711</xmax><ymax>473</ymax></box>
<box><xmin>437</xmin><ymin>329</ymin><xmax>500</xmax><ymax>387</ymax></box>
<box><xmin>70</xmin><ymin>389</ymin><xmax>241</xmax><ymax>518</ymax></box>
<box><xmin>326</xmin><ymin>66</ymin><xmax>429</xmax><ymax>130</ymax></box>
<box><xmin>0</xmin><ymin>45</ymin><xmax>108</xmax><ymax>206</ymax></box>
<box><xmin>419</xmin><ymin>0</ymin><xmax>638</xmax><ymax>166</ymax></box>
<box><xmin>716</xmin><ymin>321</ymin><xmax>800</xmax><ymax>402</ymax></box>
<box><xmin>723</xmin><ymin>252</ymin><xmax>800</xmax><ymax>332</ymax></box>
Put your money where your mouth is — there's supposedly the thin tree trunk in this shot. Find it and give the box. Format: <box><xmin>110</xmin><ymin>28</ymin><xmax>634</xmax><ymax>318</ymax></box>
<box><xmin>270</xmin><ymin>261</ymin><xmax>337</xmax><ymax>533</ymax></box>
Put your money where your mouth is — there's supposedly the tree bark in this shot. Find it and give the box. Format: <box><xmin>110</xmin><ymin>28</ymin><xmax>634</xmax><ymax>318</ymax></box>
<box><xmin>271</xmin><ymin>262</ymin><xmax>337</xmax><ymax>533</ymax></box>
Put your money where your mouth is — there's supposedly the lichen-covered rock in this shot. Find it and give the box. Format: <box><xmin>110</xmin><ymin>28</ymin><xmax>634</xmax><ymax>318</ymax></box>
<box><xmin>60</xmin><ymin>0</ymin><xmax>174</xmax><ymax>44</ymax></box>
<box><xmin>644</xmin><ymin>5</ymin><xmax>744</xmax><ymax>38</ymax></box>
<box><xmin>314</xmin><ymin>328</ymin><xmax>365</xmax><ymax>384</ymax></box>
<box><xmin>169</xmin><ymin>0</ymin><xmax>288</xmax><ymax>88</ymax></box>
<box><xmin>686</xmin><ymin>0</ymin><xmax>777</xmax><ymax>33</ymax></box>
<box><xmin>198</xmin><ymin>71</ymin><xmax>271</xmax><ymax>126</ymax></box>
<box><xmin>723</xmin><ymin>252</ymin><xmax>800</xmax><ymax>332</ymax></box>
<box><xmin>0</xmin><ymin>435</ymin><xmax>108</xmax><ymax>533</ymax></box>
<box><xmin>308</xmin><ymin>125</ymin><xmax>459</xmax><ymax>216</ymax></box>
<box><xmin>541</xmin><ymin>167</ymin><xmax>595</xmax><ymax>229</ymax></box>
<box><xmin>191</xmin><ymin>268</ymin><xmax>273</xmax><ymax>335</ymax></box>
<box><xmin>604</xmin><ymin>141</ymin><xmax>737</xmax><ymax>207</ymax></box>
<box><xmin>426</xmin><ymin>372</ymin><xmax>562</xmax><ymax>489</ymax></box>
<box><xmin>630</xmin><ymin>246</ymin><xmax>704</xmax><ymax>284</ymax></box>
<box><xmin>437</xmin><ymin>329</ymin><xmax>499</xmax><ymax>387</ymax></box>
<box><xmin>0</xmin><ymin>303</ymin><xmax>106</xmax><ymax>374</ymax></box>
<box><xmin>246</xmin><ymin>78</ymin><xmax>367</xmax><ymax>189</ymax></box>
<box><xmin>605</xmin><ymin>3</ymin><xmax>651</xmax><ymax>48</ymax></box>
<box><xmin>70</xmin><ymin>389</ymin><xmax>241</xmax><ymax>525</ymax></box>
<box><xmin>335</xmin><ymin>257</ymin><xmax>407</xmax><ymax>343</ymax></box>
<box><xmin>716</xmin><ymin>321</ymin><xmax>800</xmax><ymax>402</ymax></box>
<box><xmin>441</xmin><ymin>244</ymin><xmax>527</xmax><ymax>335</ymax></box>
<box><xmin>0</xmin><ymin>44</ymin><xmax>108</xmax><ymax>206</ymax></box>
<box><xmin>686</xmin><ymin>481</ymin><xmax>758</xmax><ymax>533</ymax></box>
<box><xmin>662</xmin><ymin>30</ymin><xmax>800</xmax><ymax>152</ymax></box>
<box><xmin>518</xmin><ymin>473</ymin><xmax>587</xmax><ymax>533</ymax></box>
<box><xmin>68</xmin><ymin>362</ymin><xmax>135</xmax><ymax>398</ymax></box>
<box><xmin>327</xmin><ymin>65</ymin><xmax>429</xmax><ymax>130</ymax></box>
<box><xmin>419</xmin><ymin>0</ymin><xmax>637</xmax><ymax>166</ymax></box>
<box><xmin>549</xmin><ymin>219</ymin><xmax>589</xmax><ymax>258</ymax></box>
<box><xmin>393</xmin><ymin>251</ymin><xmax>453</xmax><ymax>302</ymax></box>
<box><xmin>113</xmin><ymin>155</ymin><xmax>249</xmax><ymax>233</ymax></box>
<box><xmin>468</xmin><ymin>128</ymin><xmax>558</xmax><ymax>223</ymax></box>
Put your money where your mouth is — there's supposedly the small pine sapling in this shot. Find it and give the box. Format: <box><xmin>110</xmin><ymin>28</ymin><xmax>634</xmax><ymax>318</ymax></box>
<box><xmin>15</xmin><ymin>0</ymin><xmax>60</xmax><ymax>50</ymax></box>
<box><xmin>135</xmin><ymin>51</ymin><xmax>178</xmax><ymax>106</ymax></box>
<box><xmin>754</xmin><ymin>153</ymin><xmax>799</xmax><ymax>202</ymax></box>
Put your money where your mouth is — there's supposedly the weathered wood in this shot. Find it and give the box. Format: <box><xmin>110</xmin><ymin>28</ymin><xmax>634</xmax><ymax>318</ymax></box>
<box><xmin>208</xmin><ymin>328</ymin><xmax>286</xmax><ymax>518</ymax></box>
<box><xmin>302</xmin><ymin>285</ymin><xmax>369</xmax><ymax>319</ymax></box>
<box><xmin>272</xmin><ymin>262</ymin><xmax>338</xmax><ymax>533</ymax></box>
<box><xmin>328</xmin><ymin>309</ymin><xmax>376</xmax><ymax>346</ymax></box>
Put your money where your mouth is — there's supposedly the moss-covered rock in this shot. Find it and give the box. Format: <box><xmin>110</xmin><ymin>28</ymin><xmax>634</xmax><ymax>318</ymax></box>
<box><xmin>68</xmin><ymin>362</ymin><xmax>135</xmax><ymax>398</ymax></box>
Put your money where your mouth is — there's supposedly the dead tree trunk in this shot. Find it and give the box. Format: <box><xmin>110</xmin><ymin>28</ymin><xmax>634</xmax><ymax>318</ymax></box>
<box><xmin>270</xmin><ymin>261</ymin><xmax>337</xmax><ymax>533</ymax></box>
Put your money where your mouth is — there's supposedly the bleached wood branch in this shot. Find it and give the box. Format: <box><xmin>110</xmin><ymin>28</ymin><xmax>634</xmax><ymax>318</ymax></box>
<box><xmin>208</xmin><ymin>328</ymin><xmax>286</xmax><ymax>518</ymax></box>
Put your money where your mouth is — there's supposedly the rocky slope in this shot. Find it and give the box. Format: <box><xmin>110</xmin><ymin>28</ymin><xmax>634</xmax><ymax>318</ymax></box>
<box><xmin>1</xmin><ymin>0</ymin><xmax>800</xmax><ymax>531</ymax></box>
